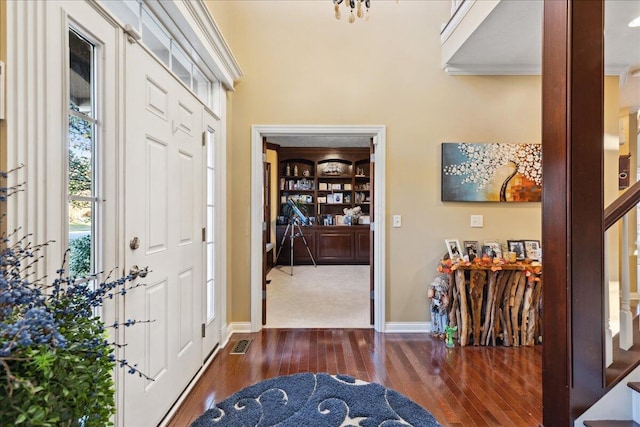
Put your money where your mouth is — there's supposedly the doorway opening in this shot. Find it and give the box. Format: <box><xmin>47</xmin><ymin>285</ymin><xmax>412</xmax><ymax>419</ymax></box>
<box><xmin>250</xmin><ymin>125</ymin><xmax>386</xmax><ymax>332</ymax></box>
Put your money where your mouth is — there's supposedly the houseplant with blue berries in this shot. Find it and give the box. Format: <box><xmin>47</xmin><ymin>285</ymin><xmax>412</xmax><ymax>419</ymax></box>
<box><xmin>0</xmin><ymin>170</ymin><xmax>151</xmax><ymax>426</ymax></box>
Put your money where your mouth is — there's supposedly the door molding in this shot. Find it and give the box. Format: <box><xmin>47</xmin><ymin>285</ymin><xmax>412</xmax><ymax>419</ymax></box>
<box><xmin>250</xmin><ymin>125</ymin><xmax>387</xmax><ymax>332</ymax></box>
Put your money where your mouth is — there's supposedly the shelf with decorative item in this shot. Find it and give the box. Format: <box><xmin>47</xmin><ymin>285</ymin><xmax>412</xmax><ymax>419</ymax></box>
<box><xmin>281</xmin><ymin>158</ymin><xmax>314</xmax><ymax>177</ymax></box>
<box><xmin>317</xmin><ymin>158</ymin><xmax>352</xmax><ymax>177</ymax></box>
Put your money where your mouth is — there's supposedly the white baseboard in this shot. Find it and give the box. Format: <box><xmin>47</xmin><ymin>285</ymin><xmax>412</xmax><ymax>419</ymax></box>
<box><xmin>229</xmin><ymin>321</ymin><xmax>252</xmax><ymax>334</ymax></box>
<box><xmin>384</xmin><ymin>322</ymin><xmax>431</xmax><ymax>333</ymax></box>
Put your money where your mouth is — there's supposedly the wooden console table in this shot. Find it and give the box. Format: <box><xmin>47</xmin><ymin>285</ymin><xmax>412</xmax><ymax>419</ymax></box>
<box><xmin>444</xmin><ymin>263</ymin><xmax>542</xmax><ymax>347</ymax></box>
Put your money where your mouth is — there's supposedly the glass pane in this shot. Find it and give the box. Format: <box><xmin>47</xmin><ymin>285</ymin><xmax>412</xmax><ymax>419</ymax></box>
<box><xmin>69</xmin><ymin>200</ymin><xmax>93</xmax><ymax>277</ymax></box>
<box><xmin>69</xmin><ymin>115</ymin><xmax>93</xmax><ymax>197</ymax></box>
<box><xmin>69</xmin><ymin>30</ymin><xmax>93</xmax><ymax>117</ymax></box>
<box><xmin>193</xmin><ymin>66</ymin><xmax>209</xmax><ymax>104</ymax></box>
<box><xmin>207</xmin><ymin>206</ymin><xmax>214</xmax><ymax>242</ymax></box>
<box><xmin>207</xmin><ymin>134</ymin><xmax>214</xmax><ymax>168</ymax></box>
<box><xmin>142</xmin><ymin>7</ymin><xmax>170</xmax><ymax>65</ymax></box>
<box><xmin>207</xmin><ymin>243</ymin><xmax>214</xmax><ymax>281</ymax></box>
<box><xmin>171</xmin><ymin>43</ymin><xmax>191</xmax><ymax>87</ymax></box>
<box><xmin>207</xmin><ymin>279</ymin><xmax>215</xmax><ymax>320</ymax></box>
<box><xmin>103</xmin><ymin>0</ymin><xmax>140</xmax><ymax>32</ymax></box>
<box><xmin>207</xmin><ymin>168</ymin><xmax>214</xmax><ymax>205</ymax></box>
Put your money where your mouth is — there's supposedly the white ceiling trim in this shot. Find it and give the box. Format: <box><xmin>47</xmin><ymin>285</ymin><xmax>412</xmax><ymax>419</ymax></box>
<box><xmin>444</xmin><ymin>64</ymin><xmax>541</xmax><ymax>76</ymax></box>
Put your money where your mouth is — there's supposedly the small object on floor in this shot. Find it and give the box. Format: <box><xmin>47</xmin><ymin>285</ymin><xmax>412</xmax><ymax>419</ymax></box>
<box><xmin>230</xmin><ymin>339</ymin><xmax>252</xmax><ymax>355</ymax></box>
<box><xmin>445</xmin><ymin>325</ymin><xmax>457</xmax><ymax>348</ymax></box>
<box><xmin>190</xmin><ymin>373</ymin><xmax>442</xmax><ymax>426</ymax></box>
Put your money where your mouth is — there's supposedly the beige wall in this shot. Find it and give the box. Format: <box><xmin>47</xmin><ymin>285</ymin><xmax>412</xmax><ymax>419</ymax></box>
<box><xmin>206</xmin><ymin>1</ymin><xmax>621</xmax><ymax>324</ymax></box>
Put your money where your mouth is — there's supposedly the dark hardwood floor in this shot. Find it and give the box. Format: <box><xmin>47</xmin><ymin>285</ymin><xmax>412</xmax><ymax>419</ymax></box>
<box><xmin>166</xmin><ymin>329</ymin><xmax>542</xmax><ymax>427</ymax></box>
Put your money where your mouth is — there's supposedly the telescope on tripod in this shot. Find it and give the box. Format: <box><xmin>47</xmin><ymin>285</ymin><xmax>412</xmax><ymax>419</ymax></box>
<box><xmin>274</xmin><ymin>199</ymin><xmax>317</xmax><ymax>276</ymax></box>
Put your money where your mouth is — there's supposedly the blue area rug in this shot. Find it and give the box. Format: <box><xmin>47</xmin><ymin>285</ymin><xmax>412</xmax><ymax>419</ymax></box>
<box><xmin>191</xmin><ymin>372</ymin><xmax>442</xmax><ymax>427</ymax></box>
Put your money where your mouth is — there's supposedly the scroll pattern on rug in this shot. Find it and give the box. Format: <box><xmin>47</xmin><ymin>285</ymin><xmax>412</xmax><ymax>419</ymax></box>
<box><xmin>191</xmin><ymin>372</ymin><xmax>442</xmax><ymax>427</ymax></box>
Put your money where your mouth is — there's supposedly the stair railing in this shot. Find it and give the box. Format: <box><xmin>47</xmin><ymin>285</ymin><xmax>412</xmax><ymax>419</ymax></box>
<box><xmin>603</xmin><ymin>179</ymin><xmax>640</xmax><ymax>386</ymax></box>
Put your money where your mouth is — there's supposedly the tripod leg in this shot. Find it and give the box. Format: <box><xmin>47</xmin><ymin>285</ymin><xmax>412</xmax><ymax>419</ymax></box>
<box><xmin>290</xmin><ymin>234</ymin><xmax>294</xmax><ymax>276</ymax></box>
<box><xmin>274</xmin><ymin>223</ymin><xmax>291</xmax><ymax>264</ymax></box>
<box><xmin>295</xmin><ymin>223</ymin><xmax>317</xmax><ymax>267</ymax></box>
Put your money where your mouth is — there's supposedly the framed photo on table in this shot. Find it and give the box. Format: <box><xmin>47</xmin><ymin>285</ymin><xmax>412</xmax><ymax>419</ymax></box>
<box><xmin>463</xmin><ymin>240</ymin><xmax>480</xmax><ymax>261</ymax></box>
<box><xmin>445</xmin><ymin>239</ymin><xmax>462</xmax><ymax>261</ymax></box>
<box><xmin>483</xmin><ymin>240</ymin><xmax>502</xmax><ymax>259</ymax></box>
<box><xmin>524</xmin><ymin>240</ymin><xmax>541</xmax><ymax>260</ymax></box>
<box><xmin>507</xmin><ymin>240</ymin><xmax>526</xmax><ymax>261</ymax></box>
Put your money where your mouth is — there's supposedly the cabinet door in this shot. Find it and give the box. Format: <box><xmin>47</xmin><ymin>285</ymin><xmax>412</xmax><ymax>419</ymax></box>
<box><xmin>316</xmin><ymin>230</ymin><xmax>355</xmax><ymax>263</ymax></box>
<box><xmin>355</xmin><ymin>229</ymin><xmax>370</xmax><ymax>262</ymax></box>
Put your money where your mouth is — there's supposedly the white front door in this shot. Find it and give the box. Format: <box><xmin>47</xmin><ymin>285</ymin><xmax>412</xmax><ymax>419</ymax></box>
<box><xmin>122</xmin><ymin>40</ymin><xmax>204</xmax><ymax>426</ymax></box>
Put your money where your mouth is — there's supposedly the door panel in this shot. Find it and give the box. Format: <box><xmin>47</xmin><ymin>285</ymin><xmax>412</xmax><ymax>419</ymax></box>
<box><xmin>124</xmin><ymin>40</ymin><xmax>203</xmax><ymax>426</ymax></box>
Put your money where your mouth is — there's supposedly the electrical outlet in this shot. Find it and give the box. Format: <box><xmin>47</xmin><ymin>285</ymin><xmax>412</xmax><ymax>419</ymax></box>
<box><xmin>392</xmin><ymin>215</ymin><xmax>402</xmax><ymax>228</ymax></box>
<box><xmin>470</xmin><ymin>215</ymin><xmax>483</xmax><ymax>228</ymax></box>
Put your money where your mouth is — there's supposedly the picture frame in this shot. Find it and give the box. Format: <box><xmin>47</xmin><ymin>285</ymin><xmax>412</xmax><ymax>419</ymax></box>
<box><xmin>507</xmin><ymin>240</ymin><xmax>526</xmax><ymax>261</ymax></box>
<box><xmin>327</xmin><ymin>194</ymin><xmax>335</xmax><ymax>204</ymax></box>
<box><xmin>333</xmin><ymin>193</ymin><xmax>343</xmax><ymax>204</ymax></box>
<box><xmin>524</xmin><ymin>240</ymin><xmax>541</xmax><ymax>260</ymax></box>
<box><xmin>441</xmin><ymin>142</ymin><xmax>542</xmax><ymax>202</ymax></box>
<box><xmin>445</xmin><ymin>239</ymin><xmax>462</xmax><ymax>261</ymax></box>
<box><xmin>332</xmin><ymin>183</ymin><xmax>342</xmax><ymax>190</ymax></box>
<box><xmin>319</xmin><ymin>183</ymin><xmax>328</xmax><ymax>191</ymax></box>
<box><xmin>481</xmin><ymin>245</ymin><xmax>495</xmax><ymax>259</ymax></box>
<box><xmin>463</xmin><ymin>240</ymin><xmax>480</xmax><ymax>261</ymax></box>
<box><xmin>483</xmin><ymin>240</ymin><xmax>502</xmax><ymax>259</ymax></box>
<box><xmin>317</xmin><ymin>196</ymin><xmax>327</xmax><ymax>204</ymax></box>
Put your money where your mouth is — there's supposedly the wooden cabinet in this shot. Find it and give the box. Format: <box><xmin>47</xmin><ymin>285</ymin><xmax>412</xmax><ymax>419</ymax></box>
<box><xmin>275</xmin><ymin>225</ymin><xmax>369</xmax><ymax>265</ymax></box>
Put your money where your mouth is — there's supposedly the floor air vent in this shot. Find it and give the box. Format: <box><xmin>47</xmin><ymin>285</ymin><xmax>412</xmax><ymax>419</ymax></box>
<box><xmin>230</xmin><ymin>339</ymin><xmax>252</xmax><ymax>354</ymax></box>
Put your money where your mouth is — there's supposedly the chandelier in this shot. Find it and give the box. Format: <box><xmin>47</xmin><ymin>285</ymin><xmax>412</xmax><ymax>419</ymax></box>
<box><xmin>333</xmin><ymin>0</ymin><xmax>370</xmax><ymax>23</ymax></box>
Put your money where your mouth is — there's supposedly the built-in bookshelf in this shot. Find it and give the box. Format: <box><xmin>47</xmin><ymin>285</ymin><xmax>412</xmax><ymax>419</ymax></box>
<box><xmin>278</xmin><ymin>147</ymin><xmax>370</xmax><ymax>224</ymax></box>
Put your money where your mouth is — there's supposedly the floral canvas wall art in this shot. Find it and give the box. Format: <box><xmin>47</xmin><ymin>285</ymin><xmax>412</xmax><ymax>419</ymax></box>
<box><xmin>441</xmin><ymin>142</ymin><xmax>542</xmax><ymax>202</ymax></box>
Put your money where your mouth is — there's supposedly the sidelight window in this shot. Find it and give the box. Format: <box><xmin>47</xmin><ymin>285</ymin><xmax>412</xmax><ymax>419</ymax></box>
<box><xmin>67</xmin><ymin>28</ymin><xmax>99</xmax><ymax>278</ymax></box>
<box><xmin>205</xmin><ymin>129</ymin><xmax>216</xmax><ymax>321</ymax></box>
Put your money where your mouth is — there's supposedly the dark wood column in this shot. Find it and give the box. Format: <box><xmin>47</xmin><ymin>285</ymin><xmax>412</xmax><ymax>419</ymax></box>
<box><xmin>542</xmin><ymin>0</ymin><xmax>604</xmax><ymax>425</ymax></box>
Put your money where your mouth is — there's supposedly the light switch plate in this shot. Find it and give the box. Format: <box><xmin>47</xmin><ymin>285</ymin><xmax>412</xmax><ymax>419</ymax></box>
<box><xmin>470</xmin><ymin>215</ymin><xmax>483</xmax><ymax>228</ymax></box>
<box><xmin>392</xmin><ymin>215</ymin><xmax>402</xmax><ymax>228</ymax></box>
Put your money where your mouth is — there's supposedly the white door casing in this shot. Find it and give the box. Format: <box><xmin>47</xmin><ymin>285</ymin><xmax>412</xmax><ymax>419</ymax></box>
<box><xmin>249</xmin><ymin>125</ymin><xmax>387</xmax><ymax>332</ymax></box>
<box><xmin>123</xmin><ymin>39</ymin><xmax>205</xmax><ymax>426</ymax></box>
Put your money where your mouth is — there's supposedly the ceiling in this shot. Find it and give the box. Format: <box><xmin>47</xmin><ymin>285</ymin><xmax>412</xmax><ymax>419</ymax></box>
<box><xmin>443</xmin><ymin>0</ymin><xmax>640</xmax><ymax>109</ymax></box>
<box><xmin>267</xmin><ymin>135</ymin><xmax>370</xmax><ymax>148</ymax></box>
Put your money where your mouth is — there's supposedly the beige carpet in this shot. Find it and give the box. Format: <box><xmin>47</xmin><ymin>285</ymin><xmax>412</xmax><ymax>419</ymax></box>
<box><xmin>265</xmin><ymin>265</ymin><xmax>372</xmax><ymax>329</ymax></box>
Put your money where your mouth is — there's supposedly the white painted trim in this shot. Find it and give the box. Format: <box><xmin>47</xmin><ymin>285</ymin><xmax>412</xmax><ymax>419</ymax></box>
<box><xmin>139</xmin><ymin>0</ymin><xmax>242</xmax><ymax>90</ymax></box>
<box><xmin>385</xmin><ymin>322</ymin><xmax>432</xmax><ymax>334</ymax></box>
<box><xmin>250</xmin><ymin>125</ymin><xmax>387</xmax><ymax>333</ymax></box>
<box><xmin>229</xmin><ymin>322</ymin><xmax>253</xmax><ymax>334</ymax></box>
<box><xmin>440</xmin><ymin>0</ymin><xmax>475</xmax><ymax>43</ymax></box>
<box><xmin>444</xmin><ymin>64</ymin><xmax>541</xmax><ymax>76</ymax></box>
